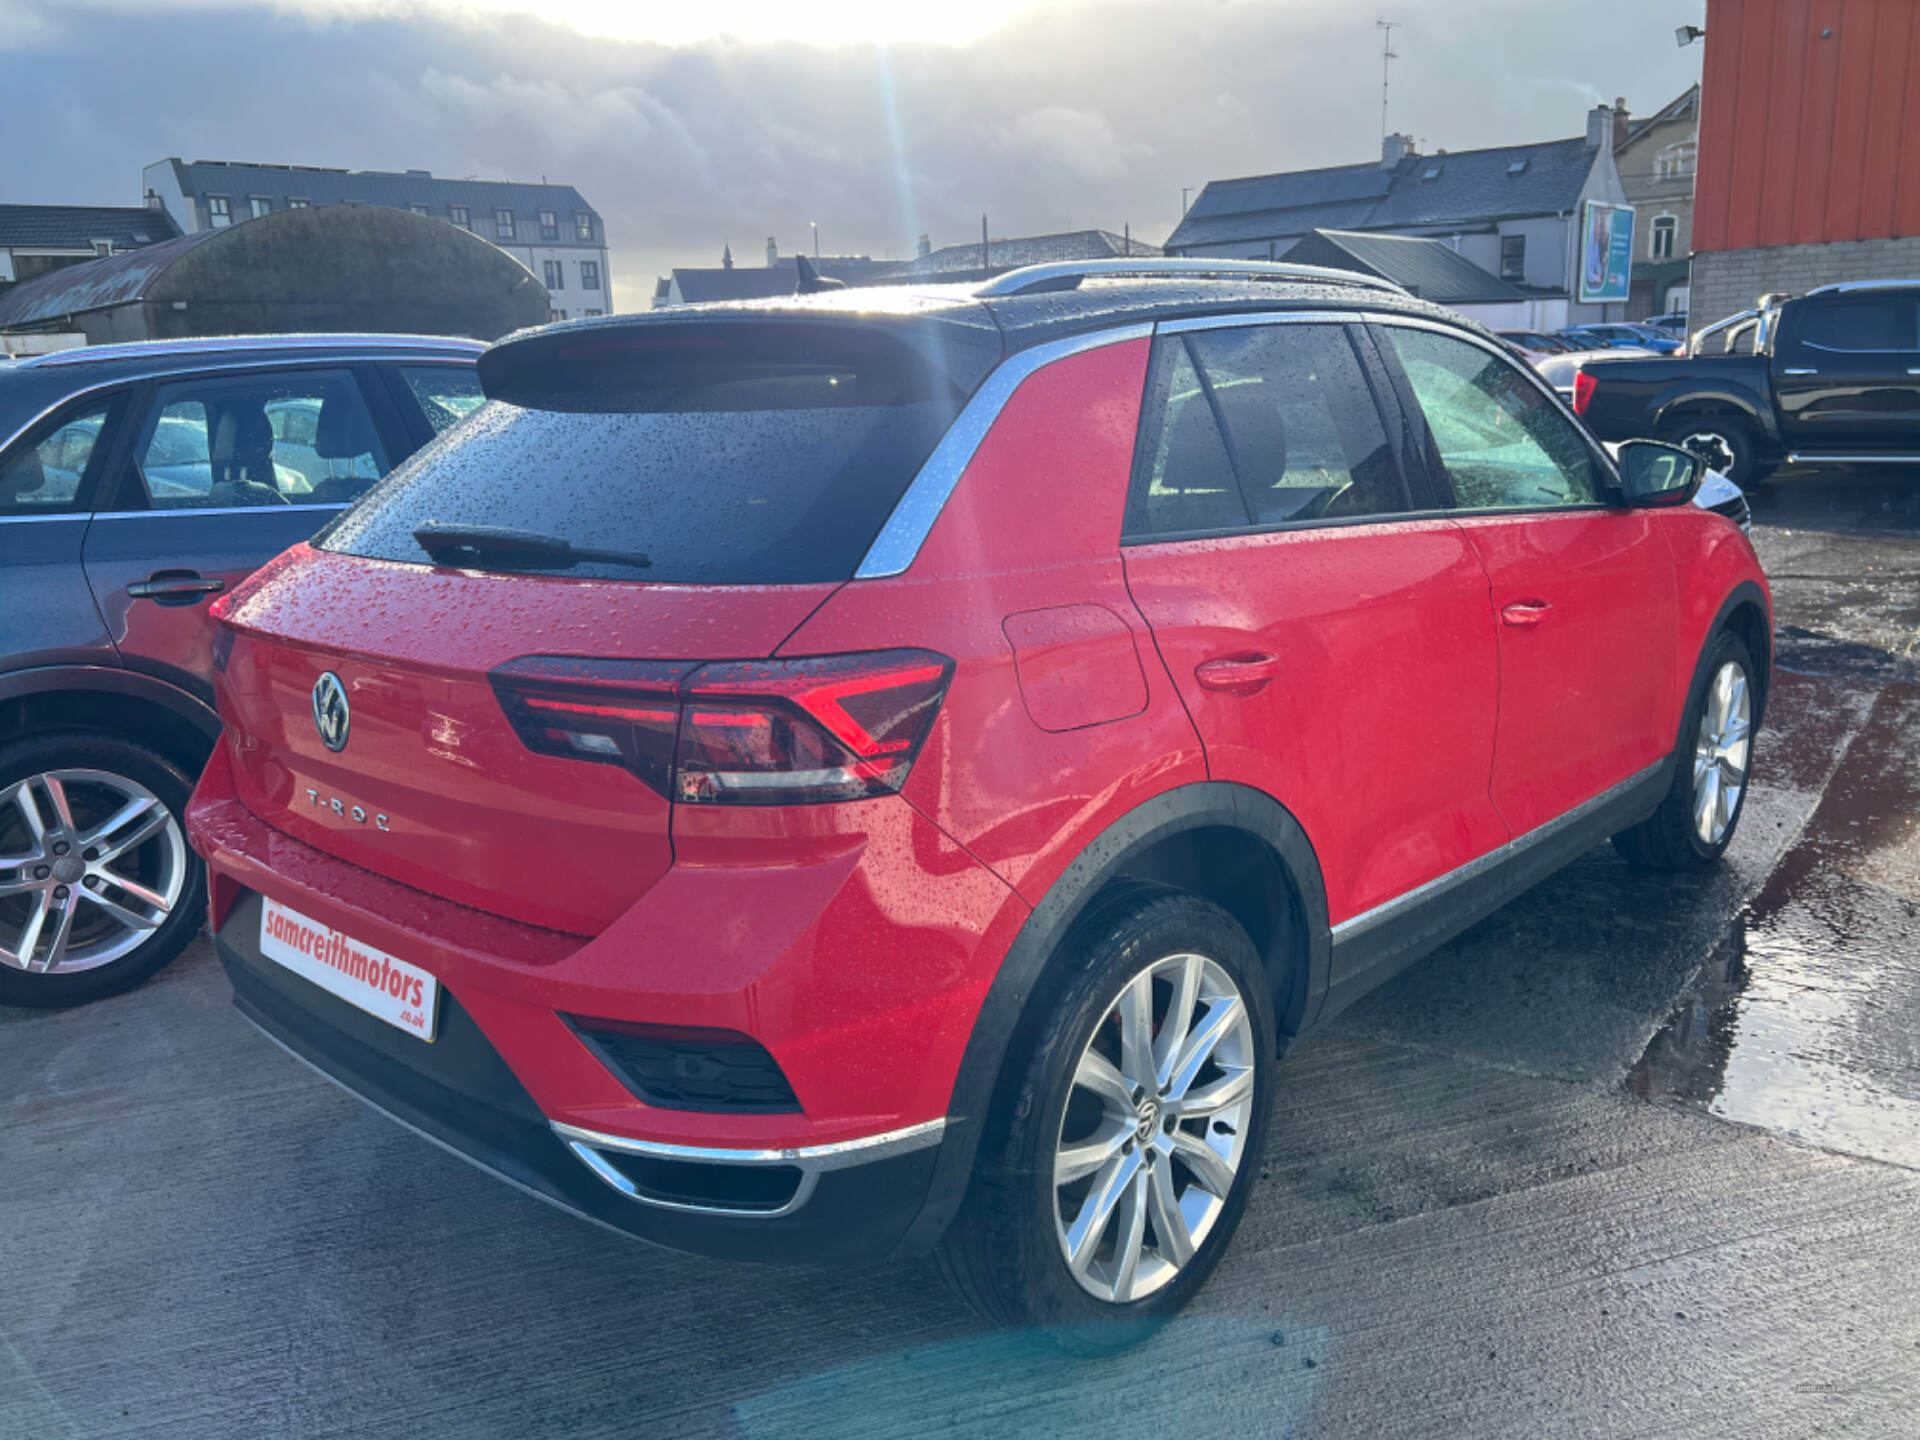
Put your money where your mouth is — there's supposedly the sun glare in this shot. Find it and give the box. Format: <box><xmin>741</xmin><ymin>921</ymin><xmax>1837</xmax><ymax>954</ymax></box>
<box><xmin>454</xmin><ymin>0</ymin><xmax>1048</xmax><ymax>46</ymax></box>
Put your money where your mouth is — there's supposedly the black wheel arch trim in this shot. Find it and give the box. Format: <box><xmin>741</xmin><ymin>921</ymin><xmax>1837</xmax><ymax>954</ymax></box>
<box><xmin>889</xmin><ymin>780</ymin><xmax>1330</xmax><ymax>1260</ymax></box>
<box><xmin>0</xmin><ymin>664</ymin><xmax>223</xmax><ymax>743</ymax></box>
<box><xmin>1654</xmin><ymin>388</ymin><xmax>1780</xmax><ymax>448</ymax></box>
<box><xmin>1705</xmin><ymin>579</ymin><xmax>1773</xmax><ymax>728</ymax></box>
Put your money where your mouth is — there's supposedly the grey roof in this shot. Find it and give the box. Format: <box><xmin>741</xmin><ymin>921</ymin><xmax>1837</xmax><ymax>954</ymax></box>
<box><xmin>0</xmin><ymin>205</ymin><xmax>180</xmax><ymax>251</ymax></box>
<box><xmin>1167</xmin><ymin>137</ymin><xmax>1601</xmax><ymax>250</ymax></box>
<box><xmin>0</xmin><ymin>231</ymin><xmax>213</xmax><ymax>327</ymax></box>
<box><xmin>670</xmin><ymin>256</ymin><xmax>905</xmax><ymax>303</ymax></box>
<box><xmin>157</xmin><ymin>159</ymin><xmax>600</xmax><ymax>236</ymax></box>
<box><xmin>890</xmin><ymin>229</ymin><xmax>1159</xmax><ymax>278</ymax></box>
<box><xmin>1280</xmin><ymin>230</ymin><xmax>1529</xmax><ymax>304</ymax></box>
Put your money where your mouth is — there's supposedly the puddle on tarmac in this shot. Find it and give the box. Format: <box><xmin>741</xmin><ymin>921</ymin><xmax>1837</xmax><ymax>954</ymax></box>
<box><xmin>1630</xmin><ymin>682</ymin><xmax>1920</xmax><ymax>1170</ymax></box>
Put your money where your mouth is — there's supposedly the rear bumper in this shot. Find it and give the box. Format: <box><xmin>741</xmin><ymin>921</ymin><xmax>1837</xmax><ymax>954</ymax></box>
<box><xmin>216</xmin><ymin>890</ymin><xmax>942</xmax><ymax>1265</ymax></box>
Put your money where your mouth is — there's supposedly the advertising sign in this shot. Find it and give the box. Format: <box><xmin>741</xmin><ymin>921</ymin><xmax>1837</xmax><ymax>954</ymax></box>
<box><xmin>1578</xmin><ymin>201</ymin><xmax>1634</xmax><ymax>305</ymax></box>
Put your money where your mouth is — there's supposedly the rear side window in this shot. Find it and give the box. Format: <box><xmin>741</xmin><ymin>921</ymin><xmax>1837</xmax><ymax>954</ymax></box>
<box><xmin>0</xmin><ymin>398</ymin><xmax>116</xmax><ymax>515</ymax></box>
<box><xmin>325</xmin><ymin>332</ymin><xmax>970</xmax><ymax>584</ymax></box>
<box><xmin>1125</xmin><ymin>323</ymin><xmax>1409</xmax><ymax>539</ymax></box>
<box><xmin>1791</xmin><ymin>298</ymin><xmax>1916</xmax><ymax>353</ymax></box>
<box><xmin>398</xmin><ymin>366</ymin><xmax>486</xmax><ymax>435</ymax></box>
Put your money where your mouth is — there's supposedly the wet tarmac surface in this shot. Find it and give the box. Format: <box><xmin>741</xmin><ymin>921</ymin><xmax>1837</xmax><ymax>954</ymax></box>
<box><xmin>5</xmin><ymin>473</ymin><xmax>1920</xmax><ymax>1437</ymax></box>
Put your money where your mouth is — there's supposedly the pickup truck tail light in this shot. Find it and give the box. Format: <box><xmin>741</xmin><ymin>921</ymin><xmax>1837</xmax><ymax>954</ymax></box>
<box><xmin>493</xmin><ymin>650</ymin><xmax>953</xmax><ymax>806</ymax></box>
<box><xmin>1571</xmin><ymin>369</ymin><xmax>1597</xmax><ymax>416</ymax></box>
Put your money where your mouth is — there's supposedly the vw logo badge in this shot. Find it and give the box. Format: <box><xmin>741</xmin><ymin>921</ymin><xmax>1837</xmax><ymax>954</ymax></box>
<box><xmin>312</xmin><ymin>672</ymin><xmax>351</xmax><ymax>752</ymax></box>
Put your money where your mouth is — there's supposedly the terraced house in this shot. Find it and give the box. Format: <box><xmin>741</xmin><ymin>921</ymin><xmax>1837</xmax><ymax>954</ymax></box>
<box><xmin>141</xmin><ymin>159</ymin><xmax>613</xmax><ymax>318</ymax></box>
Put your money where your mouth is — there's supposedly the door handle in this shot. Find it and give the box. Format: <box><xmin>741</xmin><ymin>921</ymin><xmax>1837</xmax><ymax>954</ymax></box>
<box><xmin>1195</xmin><ymin>654</ymin><xmax>1281</xmax><ymax>694</ymax></box>
<box><xmin>1500</xmin><ymin>600</ymin><xmax>1553</xmax><ymax>628</ymax></box>
<box><xmin>1782</xmin><ymin>367</ymin><xmax>1818</xmax><ymax>376</ymax></box>
<box><xmin>128</xmin><ymin>573</ymin><xmax>225</xmax><ymax>607</ymax></box>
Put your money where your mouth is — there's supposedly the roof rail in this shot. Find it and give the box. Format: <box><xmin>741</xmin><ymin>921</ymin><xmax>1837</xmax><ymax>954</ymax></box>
<box><xmin>1805</xmin><ymin>278</ymin><xmax>1920</xmax><ymax>296</ymax></box>
<box><xmin>22</xmin><ymin>332</ymin><xmax>488</xmax><ymax>369</ymax></box>
<box><xmin>973</xmin><ymin>257</ymin><xmax>1406</xmax><ymax>298</ymax></box>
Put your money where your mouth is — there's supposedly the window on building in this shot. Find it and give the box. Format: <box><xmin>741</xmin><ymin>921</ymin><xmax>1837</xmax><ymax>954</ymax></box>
<box><xmin>207</xmin><ymin>195</ymin><xmax>231</xmax><ymax>228</ymax></box>
<box><xmin>539</xmin><ymin>210</ymin><xmax>559</xmax><ymax>240</ymax></box>
<box><xmin>449</xmin><ymin>204</ymin><xmax>470</xmax><ymax>230</ymax></box>
<box><xmin>1500</xmin><ymin>233</ymin><xmax>1526</xmax><ymax>282</ymax></box>
<box><xmin>1655</xmin><ymin>141</ymin><xmax>1697</xmax><ymax>181</ymax></box>
<box><xmin>549</xmin><ymin>308</ymin><xmax>567</xmax><ymax>322</ymax></box>
<box><xmin>288</xmin><ymin>197</ymin><xmax>310</xmax><ymax>209</ymax></box>
<box><xmin>409</xmin><ymin>203</ymin><xmax>430</xmax><ymax>216</ymax></box>
<box><xmin>249</xmin><ymin>197</ymin><xmax>271</xmax><ymax>219</ymax></box>
<box><xmin>543</xmin><ymin>260</ymin><xmax>564</xmax><ymax>290</ymax></box>
<box><xmin>580</xmin><ymin>260</ymin><xmax>600</xmax><ymax>290</ymax></box>
<box><xmin>1650</xmin><ymin>215</ymin><xmax>1677</xmax><ymax>261</ymax></box>
<box><xmin>574</xmin><ymin>212</ymin><xmax>594</xmax><ymax>241</ymax></box>
<box><xmin>495</xmin><ymin>208</ymin><xmax>515</xmax><ymax>239</ymax></box>
<box><xmin>585</xmin><ymin>309</ymin><xmax>603</xmax><ymax>317</ymax></box>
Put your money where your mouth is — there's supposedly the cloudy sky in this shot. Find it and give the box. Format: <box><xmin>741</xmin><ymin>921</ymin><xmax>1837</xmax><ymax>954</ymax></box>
<box><xmin>3</xmin><ymin>0</ymin><xmax>1704</xmax><ymax>310</ymax></box>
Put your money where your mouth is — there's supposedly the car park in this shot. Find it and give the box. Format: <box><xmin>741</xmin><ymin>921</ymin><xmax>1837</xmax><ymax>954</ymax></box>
<box><xmin>0</xmin><ymin>334</ymin><xmax>484</xmax><ymax>1007</ymax></box>
<box><xmin>1574</xmin><ymin>280</ymin><xmax>1920</xmax><ymax>486</ymax></box>
<box><xmin>1646</xmin><ymin>311</ymin><xmax>1690</xmax><ymax>335</ymax></box>
<box><xmin>1497</xmin><ymin>330</ymin><xmax>1579</xmax><ymax>359</ymax></box>
<box><xmin>1558</xmin><ymin>323</ymin><xmax>1684</xmax><ymax>356</ymax></box>
<box><xmin>186</xmin><ymin>259</ymin><xmax>1771</xmax><ymax>1348</ymax></box>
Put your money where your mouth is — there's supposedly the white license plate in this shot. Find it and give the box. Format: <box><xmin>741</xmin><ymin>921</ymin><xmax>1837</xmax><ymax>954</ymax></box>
<box><xmin>258</xmin><ymin>897</ymin><xmax>439</xmax><ymax>1042</ymax></box>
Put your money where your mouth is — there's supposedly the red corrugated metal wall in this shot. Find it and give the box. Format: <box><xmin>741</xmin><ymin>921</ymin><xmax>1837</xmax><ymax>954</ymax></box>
<box><xmin>1694</xmin><ymin>0</ymin><xmax>1920</xmax><ymax>253</ymax></box>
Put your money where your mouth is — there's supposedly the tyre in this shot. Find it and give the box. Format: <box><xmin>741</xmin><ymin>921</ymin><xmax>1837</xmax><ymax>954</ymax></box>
<box><xmin>0</xmin><ymin>731</ymin><xmax>206</xmax><ymax>1009</ymax></box>
<box><xmin>1612</xmin><ymin>630</ymin><xmax>1757</xmax><ymax>871</ymax></box>
<box><xmin>935</xmin><ymin>887</ymin><xmax>1275</xmax><ymax>1352</ymax></box>
<box><xmin>1661</xmin><ymin>414</ymin><xmax>1758</xmax><ymax>488</ymax></box>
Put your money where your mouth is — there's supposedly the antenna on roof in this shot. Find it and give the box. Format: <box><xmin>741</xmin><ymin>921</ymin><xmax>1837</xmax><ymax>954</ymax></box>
<box><xmin>1375</xmin><ymin>19</ymin><xmax>1399</xmax><ymax>143</ymax></box>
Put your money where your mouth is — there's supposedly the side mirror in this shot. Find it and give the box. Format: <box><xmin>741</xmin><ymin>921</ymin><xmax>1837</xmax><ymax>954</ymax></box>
<box><xmin>1615</xmin><ymin>439</ymin><xmax>1702</xmax><ymax>507</ymax></box>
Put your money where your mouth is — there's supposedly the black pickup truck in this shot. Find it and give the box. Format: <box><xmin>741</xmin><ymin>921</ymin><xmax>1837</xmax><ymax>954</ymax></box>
<box><xmin>1573</xmin><ymin>280</ymin><xmax>1920</xmax><ymax>485</ymax></box>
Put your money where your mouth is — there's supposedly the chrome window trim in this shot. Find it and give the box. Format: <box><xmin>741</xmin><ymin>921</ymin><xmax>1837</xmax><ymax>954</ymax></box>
<box><xmin>1806</xmin><ymin>279</ymin><xmax>1920</xmax><ymax>296</ymax></box>
<box><xmin>1331</xmin><ymin>759</ymin><xmax>1665</xmax><ymax>945</ymax></box>
<box><xmin>553</xmin><ymin>1116</ymin><xmax>947</xmax><ymax>1219</ymax></box>
<box><xmin>23</xmin><ymin>334</ymin><xmax>486</xmax><ymax>370</ymax></box>
<box><xmin>853</xmin><ymin>324</ymin><xmax>1152</xmax><ymax>579</ymax></box>
<box><xmin>1787</xmin><ymin>452</ymin><xmax>1920</xmax><ymax>465</ymax></box>
<box><xmin>0</xmin><ymin>511</ymin><xmax>95</xmax><ymax>525</ymax></box>
<box><xmin>1156</xmin><ymin>309</ymin><xmax>1366</xmax><ymax>335</ymax></box>
<box><xmin>90</xmin><ymin>503</ymin><xmax>348</xmax><ymax>519</ymax></box>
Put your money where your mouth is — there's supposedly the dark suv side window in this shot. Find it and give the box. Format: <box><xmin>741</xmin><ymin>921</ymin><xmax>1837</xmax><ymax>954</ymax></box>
<box><xmin>1380</xmin><ymin>326</ymin><xmax>1600</xmax><ymax>512</ymax></box>
<box><xmin>1125</xmin><ymin>323</ymin><xmax>1410</xmax><ymax>540</ymax></box>
<box><xmin>1791</xmin><ymin>297</ymin><xmax>1916</xmax><ymax>353</ymax></box>
<box><xmin>0</xmin><ymin>398</ymin><xmax>118</xmax><ymax>515</ymax></box>
<box><xmin>115</xmin><ymin>370</ymin><xmax>391</xmax><ymax>512</ymax></box>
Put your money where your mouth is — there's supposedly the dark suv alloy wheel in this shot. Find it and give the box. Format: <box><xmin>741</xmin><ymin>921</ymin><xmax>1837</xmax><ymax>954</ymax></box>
<box><xmin>1661</xmin><ymin>415</ymin><xmax>1763</xmax><ymax>489</ymax></box>
<box><xmin>0</xmin><ymin>732</ymin><xmax>206</xmax><ymax>1009</ymax></box>
<box><xmin>936</xmin><ymin>888</ymin><xmax>1275</xmax><ymax>1352</ymax></box>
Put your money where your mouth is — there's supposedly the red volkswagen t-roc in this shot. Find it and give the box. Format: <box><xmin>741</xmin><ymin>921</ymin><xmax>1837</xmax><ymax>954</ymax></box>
<box><xmin>188</xmin><ymin>261</ymin><xmax>1771</xmax><ymax>1346</ymax></box>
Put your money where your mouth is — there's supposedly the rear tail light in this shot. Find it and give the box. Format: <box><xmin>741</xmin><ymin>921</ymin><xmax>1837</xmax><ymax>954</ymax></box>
<box><xmin>491</xmin><ymin>650</ymin><xmax>953</xmax><ymax>806</ymax></box>
<box><xmin>1571</xmin><ymin>368</ymin><xmax>1597</xmax><ymax>416</ymax></box>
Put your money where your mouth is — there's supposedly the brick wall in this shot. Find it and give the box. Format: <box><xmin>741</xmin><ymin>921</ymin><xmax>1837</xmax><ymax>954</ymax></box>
<box><xmin>1692</xmin><ymin>236</ymin><xmax>1920</xmax><ymax>329</ymax></box>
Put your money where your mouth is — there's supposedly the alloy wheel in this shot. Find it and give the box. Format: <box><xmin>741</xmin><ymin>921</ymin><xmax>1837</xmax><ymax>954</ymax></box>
<box><xmin>0</xmin><ymin>770</ymin><xmax>187</xmax><ymax>975</ymax></box>
<box><xmin>1679</xmin><ymin>429</ymin><xmax>1737</xmax><ymax>476</ymax></box>
<box><xmin>1053</xmin><ymin>952</ymin><xmax>1257</xmax><ymax>1304</ymax></box>
<box><xmin>1693</xmin><ymin>661</ymin><xmax>1752</xmax><ymax>845</ymax></box>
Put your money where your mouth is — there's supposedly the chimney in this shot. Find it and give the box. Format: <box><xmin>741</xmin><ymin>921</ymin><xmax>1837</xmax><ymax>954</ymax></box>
<box><xmin>1381</xmin><ymin>132</ymin><xmax>1415</xmax><ymax>169</ymax></box>
<box><xmin>766</xmin><ymin>235</ymin><xmax>778</xmax><ymax>266</ymax></box>
<box><xmin>1586</xmin><ymin>103</ymin><xmax>1615</xmax><ymax>149</ymax></box>
<box><xmin>916</xmin><ymin>232</ymin><xmax>931</xmax><ymax>260</ymax></box>
<box><xmin>1613</xmin><ymin>95</ymin><xmax>1630</xmax><ymax>137</ymax></box>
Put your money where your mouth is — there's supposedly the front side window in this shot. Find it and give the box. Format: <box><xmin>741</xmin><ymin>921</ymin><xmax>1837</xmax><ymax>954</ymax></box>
<box><xmin>398</xmin><ymin>367</ymin><xmax>486</xmax><ymax>434</ymax></box>
<box><xmin>539</xmin><ymin>209</ymin><xmax>558</xmax><ymax>240</ymax></box>
<box><xmin>580</xmin><ymin>260</ymin><xmax>600</xmax><ymax>290</ymax></box>
<box><xmin>1500</xmin><ymin>233</ymin><xmax>1526</xmax><ymax>281</ymax></box>
<box><xmin>121</xmin><ymin>370</ymin><xmax>390</xmax><ymax>511</ymax></box>
<box><xmin>495</xmin><ymin>208</ymin><xmax>515</xmax><ymax>239</ymax></box>
<box><xmin>206</xmin><ymin>195</ymin><xmax>231</xmax><ymax>227</ymax></box>
<box><xmin>1382</xmin><ymin>326</ymin><xmax>1599</xmax><ymax>511</ymax></box>
<box><xmin>1125</xmin><ymin>323</ymin><xmax>1410</xmax><ymax>540</ymax></box>
<box><xmin>0</xmin><ymin>399</ymin><xmax>115</xmax><ymax>515</ymax></box>
<box><xmin>543</xmin><ymin>260</ymin><xmax>564</xmax><ymax>290</ymax></box>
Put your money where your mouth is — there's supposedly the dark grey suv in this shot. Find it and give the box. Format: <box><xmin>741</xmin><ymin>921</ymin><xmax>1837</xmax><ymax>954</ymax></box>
<box><xmin>0</xmin><ymin>334</ymin><xmax>484</xmax><ymax>1007</ymax></box>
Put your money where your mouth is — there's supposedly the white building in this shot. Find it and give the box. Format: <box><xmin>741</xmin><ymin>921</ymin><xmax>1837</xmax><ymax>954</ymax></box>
<box><xmin>142</xmin><ymin>159</ymin><xmax>613</xmax><ymax>318</ymax></box>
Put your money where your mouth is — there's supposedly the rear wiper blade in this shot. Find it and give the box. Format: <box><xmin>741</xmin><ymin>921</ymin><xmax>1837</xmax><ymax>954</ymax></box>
<box><xmin>411</xmin><ymin>522</ymin><xmax>651</xmax><ymax>571</ymax></box>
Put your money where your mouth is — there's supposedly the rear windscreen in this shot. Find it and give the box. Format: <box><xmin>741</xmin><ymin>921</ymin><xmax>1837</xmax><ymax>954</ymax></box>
<box><xmin>321</xmin><ymin>337</ymin><xmax>971</xmax><ymax>585</ymax></box>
